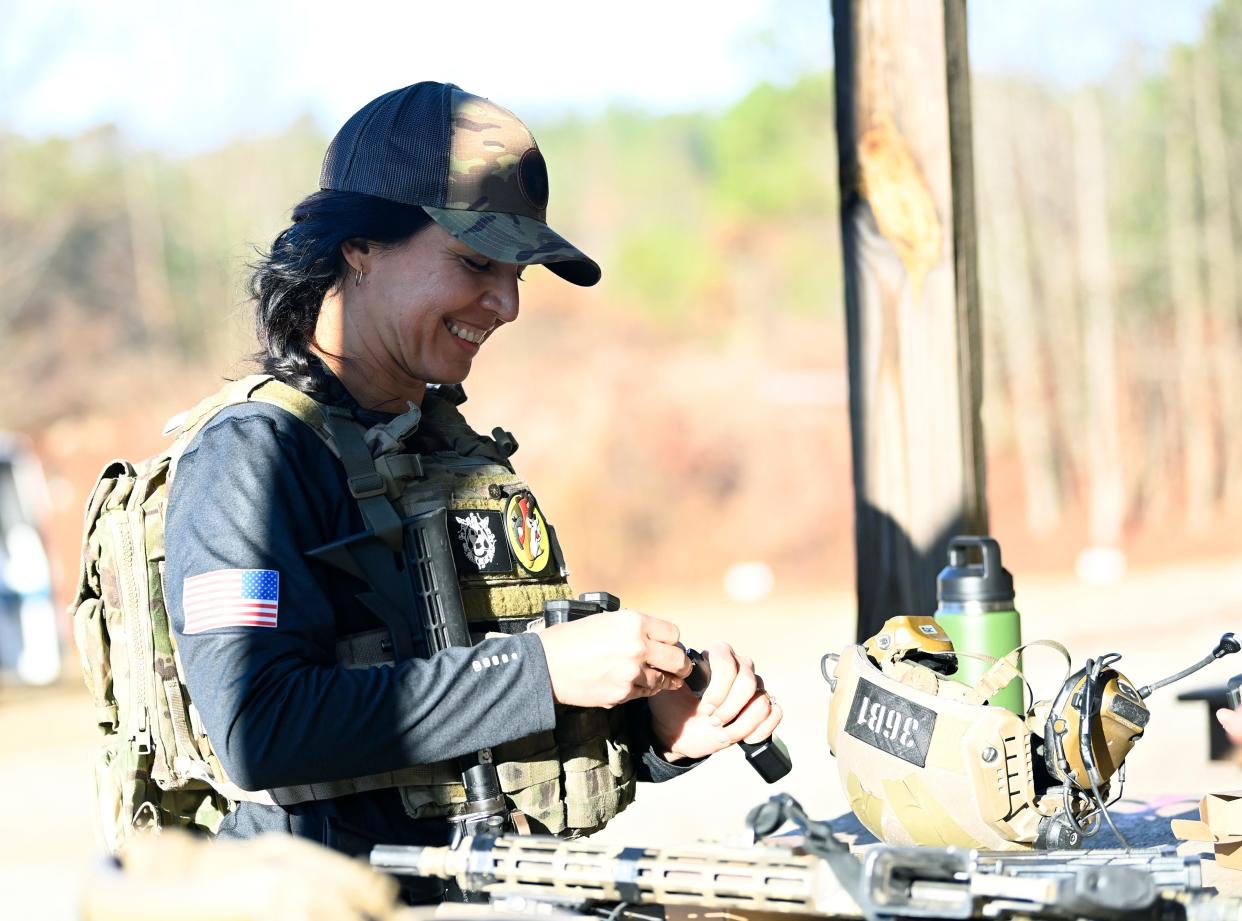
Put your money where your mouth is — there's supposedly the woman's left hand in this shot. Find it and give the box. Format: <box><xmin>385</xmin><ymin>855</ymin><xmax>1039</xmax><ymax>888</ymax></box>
<box><xmin>647</xmin><ymin>640</ymin><xmax>782</xmax><ymax>762</ymax></box>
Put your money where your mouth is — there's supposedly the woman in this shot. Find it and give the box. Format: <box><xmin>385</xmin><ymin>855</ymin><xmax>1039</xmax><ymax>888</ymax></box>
<box><xmin>164</xmin><ymin>82</ymin><xmax>781</xmax><ymax>871</ymax></box>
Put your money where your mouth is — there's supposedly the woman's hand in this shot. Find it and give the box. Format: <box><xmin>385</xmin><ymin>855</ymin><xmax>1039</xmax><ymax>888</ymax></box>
<box><xmin>1217</xmin><ymin>706</ymin><xmax>1242</xmax><ymax>746</ymax></box>
<box><xmin>537</xmin><ymin>610</ymin><xmax>692</xmax><ymax>709</ymax></box>
<box><xmin>646</xmin><ymin>641</ymin><xmax>783</xmax><ymax>762</ymax></box>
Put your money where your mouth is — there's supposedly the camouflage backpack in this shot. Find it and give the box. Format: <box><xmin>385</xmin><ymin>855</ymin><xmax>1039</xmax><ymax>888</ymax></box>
<box><xmin>71</xmin><ymin>376</ymin><xmax>338</xmax><ymax>852</ymax></box>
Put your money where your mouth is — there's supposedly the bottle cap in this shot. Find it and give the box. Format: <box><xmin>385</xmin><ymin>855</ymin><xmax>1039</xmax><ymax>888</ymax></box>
<box><xmin>937</xmin><ymin>536</ymin><xmax>1015</xmax><ymax>605</ymax></box>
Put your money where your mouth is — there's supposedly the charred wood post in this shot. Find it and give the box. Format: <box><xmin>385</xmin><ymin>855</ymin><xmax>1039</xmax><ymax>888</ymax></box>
<box><xmin>832</xmin><ymin>0</ymin><xmax>987</xmax><ymax>640</ymax></box>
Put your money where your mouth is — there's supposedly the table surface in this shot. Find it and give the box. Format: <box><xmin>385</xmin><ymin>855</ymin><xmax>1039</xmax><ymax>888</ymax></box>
<box><xmin>828</xmin><ymin>795</ymin><xmax>1242</xmax><ymax>896</ymax></box>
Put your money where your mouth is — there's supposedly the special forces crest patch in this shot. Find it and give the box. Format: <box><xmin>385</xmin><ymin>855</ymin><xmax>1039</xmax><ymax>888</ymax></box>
<box><xmin>505</xmin><ymin>491</ymin><xmax>551</xmax><ymax>574</ymax></box>
<box><xmin>452</xmin><ymin>511</ymin><xmax>513</xmax><ymax>573</ymax></box>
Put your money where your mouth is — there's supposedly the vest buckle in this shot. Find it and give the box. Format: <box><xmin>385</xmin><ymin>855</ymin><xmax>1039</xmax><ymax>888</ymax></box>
<box><xmin>347</xmin><ymin>472</ymin><xmax>387</xmax><ymax>499</ymax></box>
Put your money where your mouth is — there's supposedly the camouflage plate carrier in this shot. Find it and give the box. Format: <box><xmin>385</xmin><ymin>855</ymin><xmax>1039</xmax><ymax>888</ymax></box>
<box><xmin>72</xmin><ymin>375</ymin><xmax>635</xmax><ymax>853</ymax></box>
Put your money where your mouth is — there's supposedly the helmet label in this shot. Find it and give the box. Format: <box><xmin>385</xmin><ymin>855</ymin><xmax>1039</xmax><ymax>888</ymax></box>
<box><xmin>845</xmin><ymin>678</ymin><xmax>937</xmax><ymax>768</ymax></box>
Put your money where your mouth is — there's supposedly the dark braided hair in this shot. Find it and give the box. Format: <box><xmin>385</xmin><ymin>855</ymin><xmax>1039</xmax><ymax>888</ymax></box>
<box><xmin>249</xmin><ymin>190</ymin><xmax>433</xmax><ymax>392</ymax></box>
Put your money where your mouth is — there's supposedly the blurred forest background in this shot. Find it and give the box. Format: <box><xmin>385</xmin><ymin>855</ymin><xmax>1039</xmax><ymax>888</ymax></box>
<box><xmin>2</xmin><ymin>0</ymin><xmax>1242</xmax><ymax>616</ymax></box>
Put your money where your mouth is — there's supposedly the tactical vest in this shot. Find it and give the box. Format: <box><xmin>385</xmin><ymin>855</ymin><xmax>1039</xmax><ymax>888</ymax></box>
<box><xmin>72</xmin><ymin>374</ymin><xmax>635</xmax><ymax>853</ymax></box>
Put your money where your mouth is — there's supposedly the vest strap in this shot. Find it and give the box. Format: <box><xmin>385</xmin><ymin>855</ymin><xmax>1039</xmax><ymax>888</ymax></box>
<box><xmin>322</xmin><ymin>408</ymin><xmax>406</xmax><ymax>552</ymax></box>
<box><xmin>264</xmin><ymin>767</ymin><xmax>441</xmax><ymax>806</ymax></box>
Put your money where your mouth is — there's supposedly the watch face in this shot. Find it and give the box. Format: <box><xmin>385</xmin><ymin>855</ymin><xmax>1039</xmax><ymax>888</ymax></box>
<box><xmin>504</xmin><ymin>490</ymin><xmax>551</xmax><ymax>574</ymax></box>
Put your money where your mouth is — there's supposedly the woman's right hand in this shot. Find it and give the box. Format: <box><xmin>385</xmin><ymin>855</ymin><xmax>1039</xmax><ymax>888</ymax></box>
<box><xmin>537</xmin><ymin>610</ymin><xmax>692</xmax><ymax>708</ymax></box>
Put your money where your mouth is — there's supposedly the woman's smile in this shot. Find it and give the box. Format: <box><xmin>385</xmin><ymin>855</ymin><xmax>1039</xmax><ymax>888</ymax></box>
<box><xmin>444</xmin><ymin>317</ymin><xmax>492</xmax><ymax>349</ymax></box>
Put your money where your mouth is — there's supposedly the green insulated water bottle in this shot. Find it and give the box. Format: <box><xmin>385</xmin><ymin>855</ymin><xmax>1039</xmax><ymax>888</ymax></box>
<box><xmin>934</xmin><ymin>536</ymin><xmax>1024</xmax><ymax>714</ymax></box>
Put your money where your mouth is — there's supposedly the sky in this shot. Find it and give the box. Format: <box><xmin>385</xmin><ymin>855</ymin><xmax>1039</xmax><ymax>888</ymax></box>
<box><xmin>0</xmin><ymin>0</ymin><xmax>1217</xmax><ymax>154</ymax></box>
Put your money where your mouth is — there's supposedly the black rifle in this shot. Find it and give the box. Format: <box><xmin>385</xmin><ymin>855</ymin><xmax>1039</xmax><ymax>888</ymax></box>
<box><xmin>371</xmin><ymin>794</ymin><xmax>1213</xmax><ymax>921</ymax></box>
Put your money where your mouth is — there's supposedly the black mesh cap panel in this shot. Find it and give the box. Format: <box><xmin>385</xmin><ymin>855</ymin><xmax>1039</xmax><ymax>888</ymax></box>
<box><xmin>318</xmin><ymin>82</ymin><xmax>454</xmax><ymax>208</ymax></box>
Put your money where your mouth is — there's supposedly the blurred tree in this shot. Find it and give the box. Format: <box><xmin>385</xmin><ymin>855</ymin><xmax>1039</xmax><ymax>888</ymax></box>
<box><xmin>1191</xmin><ymin>29</ymin><xmax>1240</xmax><ymax>501</ymax></box>
<box><xmin>707</xmin><ymin>76</ymin><xmax>835</xmax><ymax>219</ymax></box>
<box><xmin>1166</xmin><ymin>51</ymin><xmax>1216</xmax><ymax>532</ymax></box>
<box><xmin>1071</xmin><ymin>91</ymin><xmax>1126</xmax><ymax>551</ymax></box>
<box><xmin>122</xmin><ymin>151</ymin><xmax>175</xmax><ymax>341</ymax></box>
<box><xmin>976</xmin><ymin>86</ymin><xmax>1061</xmax><ymax>534</ymax></box>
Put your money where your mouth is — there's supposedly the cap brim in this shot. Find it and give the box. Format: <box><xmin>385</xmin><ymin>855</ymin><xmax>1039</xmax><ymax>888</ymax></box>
<box><xmin>423</xmin><ymin>206</ymin><xmax>601</xmax><ymax>287</ymax></box>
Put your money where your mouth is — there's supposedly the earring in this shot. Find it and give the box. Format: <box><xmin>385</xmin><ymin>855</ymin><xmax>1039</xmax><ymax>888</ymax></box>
<box><xmin>354</xmin><ymin>269</ymin><xmax>364</xmax><ymax>287</ymax></box>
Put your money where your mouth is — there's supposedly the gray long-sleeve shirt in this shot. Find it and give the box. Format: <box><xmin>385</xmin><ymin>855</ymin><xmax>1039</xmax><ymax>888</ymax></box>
<box><xmin>165</xmin><ymin>380</ymin><xmax>691</xmax><ymax>860</ymax></box>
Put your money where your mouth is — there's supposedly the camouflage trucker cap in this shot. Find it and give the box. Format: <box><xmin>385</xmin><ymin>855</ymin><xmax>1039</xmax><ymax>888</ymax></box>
<box><xmin>320</xmin><ymin>82</ymin><xmax>601</xmax><ymax>287</ymax></box>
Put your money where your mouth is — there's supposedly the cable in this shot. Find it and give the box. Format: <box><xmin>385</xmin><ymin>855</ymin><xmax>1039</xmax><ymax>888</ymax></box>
<box><xmin>1106</xmin><ymin>762</ymin><xmax>1126</xmax><ymax>809</ymax></box>
<box><xmin>1061</xmin><ymin>784</ymin><xmax>1101</xmax><ymax>838</ymax></box>
<box><xmin>1078</xmin><ymin>657</ymin><xmax>1131</xmax><ymax>849</ymax></box>
<box><xmin>1088</xmin><ymin>771</ymin><xmax>1130</xmax><ymax>849</ymax></box>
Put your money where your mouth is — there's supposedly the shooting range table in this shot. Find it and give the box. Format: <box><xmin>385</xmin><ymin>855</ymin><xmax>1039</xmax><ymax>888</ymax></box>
<box><xmin>830</xmin><ymin>795</ymin><xmax>1242</xmax><ymax>896</ymax></box>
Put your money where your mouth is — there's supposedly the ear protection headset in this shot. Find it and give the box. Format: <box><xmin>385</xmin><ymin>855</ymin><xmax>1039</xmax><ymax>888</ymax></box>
<box><xmin>1043</xmin><ymin>632</ymin><xmax>1239</xmax><ymax>846</ymax></box>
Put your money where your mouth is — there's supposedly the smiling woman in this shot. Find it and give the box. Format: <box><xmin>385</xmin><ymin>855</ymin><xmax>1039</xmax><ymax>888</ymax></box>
<box><xmin>146</xmin><ymin>81</ymin><xmax>781</xmax><ymax>899</ymax></box>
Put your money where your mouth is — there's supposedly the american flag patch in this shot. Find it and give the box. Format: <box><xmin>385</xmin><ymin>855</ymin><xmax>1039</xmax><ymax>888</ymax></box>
<box><xmin>182</xmin><ymin>569</ymin><xmax>279</xmax><ymax>634</ymax></box>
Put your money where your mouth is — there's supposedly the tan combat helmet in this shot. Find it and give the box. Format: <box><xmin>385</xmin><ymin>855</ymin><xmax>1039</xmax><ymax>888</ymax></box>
<box><xmin>825</xmin><ymin>622</ymin><xmax>1241</xmax><ymax>852</ymax></box>
<box><xmin>825</xmin><ymin>639</ymin><xmax>1068</xmax><ymax>851</ymax></box>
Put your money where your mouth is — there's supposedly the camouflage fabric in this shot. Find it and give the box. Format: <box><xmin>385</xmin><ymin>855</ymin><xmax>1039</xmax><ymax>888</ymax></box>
<box><xmin>422</xmin><ymin>87</ymin><xmax>600</xmax><ymax>285</ymax></box>
<box><xmin>441</xmin><ymin>90</ymin><xmax>549</xmax><ymax>219</ymax></box>
<box><xmin>71</xmin><ymin>375</ymin><xmax>635</xmax><ymax>852</ymax></box>
<box><xmin>74</xmin><ymin>447</ymin><xmax>237</xmax><ymax>853</ymax></box>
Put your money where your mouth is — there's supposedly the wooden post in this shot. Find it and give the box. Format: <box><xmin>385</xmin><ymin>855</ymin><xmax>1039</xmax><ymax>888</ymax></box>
<box><xmin>832</xmin><ymin>0</ymin><xmax>987</xmax><ymax>640</ymax></box>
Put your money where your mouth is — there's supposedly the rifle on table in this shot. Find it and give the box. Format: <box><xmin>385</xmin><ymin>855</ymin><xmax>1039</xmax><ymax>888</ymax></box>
<box><xmin>371</xmin><ymin>795</ymin><xmax>1228</xmax><ymax>921</ymax></box>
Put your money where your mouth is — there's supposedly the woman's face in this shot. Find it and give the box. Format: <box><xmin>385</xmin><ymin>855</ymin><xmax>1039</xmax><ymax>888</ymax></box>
<box><xmin>343</xmin><ymin>222</ymin><xmax>522</xmax><ymax>391</ymax></box>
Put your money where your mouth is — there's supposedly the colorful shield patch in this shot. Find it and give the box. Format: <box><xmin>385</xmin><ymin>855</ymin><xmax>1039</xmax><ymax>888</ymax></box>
<box><xmin>504</xmin><ymin>491</ymin><xmax>552</xmax><ymax>574</ymax></box>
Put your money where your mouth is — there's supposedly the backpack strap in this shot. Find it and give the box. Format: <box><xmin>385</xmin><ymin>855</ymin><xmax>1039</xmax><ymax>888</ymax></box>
<box><xmin>165</xmin><ymin>375</ymin><xmax>297</xmax><ymax>480</ymax></box>
<box><xmin>248</xmin><ymin>378</ymin><xmax>338</xmax><ymax>448</ymax></box>
<box><xmin>418</xmin><ymin>390</ymin><xmax>516</xmax><ymax>463</ymax></box>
